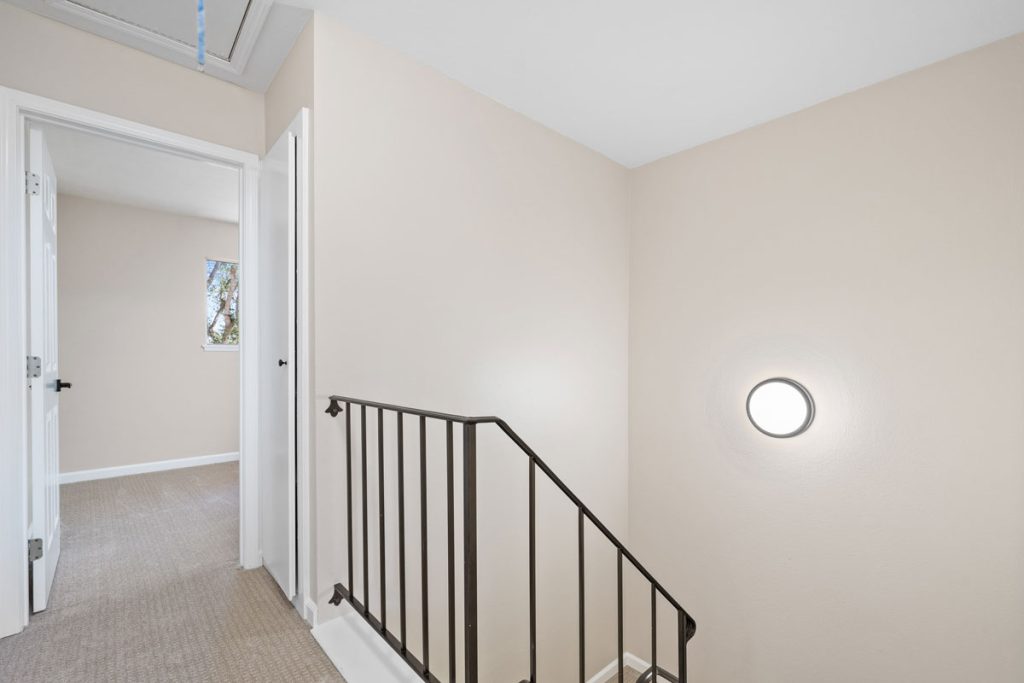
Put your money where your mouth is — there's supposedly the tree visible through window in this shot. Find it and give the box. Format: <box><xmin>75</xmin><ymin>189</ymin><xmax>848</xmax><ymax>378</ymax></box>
<box><xmin>206</xmin><ymin>259</ymin><xmax>239</xmax><ymax>346</ymax></box>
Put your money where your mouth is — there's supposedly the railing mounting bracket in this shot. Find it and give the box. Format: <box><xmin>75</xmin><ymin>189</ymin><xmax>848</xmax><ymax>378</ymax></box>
<box><xmin>325</xmin><ymin>398</ymin><xmax>343</xmax><ymax>417</ymax></box>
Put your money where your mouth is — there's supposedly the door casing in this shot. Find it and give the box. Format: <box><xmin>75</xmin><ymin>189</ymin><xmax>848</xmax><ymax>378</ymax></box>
<box><xmin>0</xmin><ymin>87</ymin><xmax>315</xmax><ymax>637</ymax></box>
<box><xmin>259</xmin><ymin>110</ymin><xmax>311</xmax><ymax>606</ymax></box>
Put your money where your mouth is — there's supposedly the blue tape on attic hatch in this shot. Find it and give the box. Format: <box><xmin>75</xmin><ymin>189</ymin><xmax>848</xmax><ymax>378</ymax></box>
<box><xmin>197</xmin><ymin>0</ymin><xmax>206</xmax><ymax>71</ymax></box>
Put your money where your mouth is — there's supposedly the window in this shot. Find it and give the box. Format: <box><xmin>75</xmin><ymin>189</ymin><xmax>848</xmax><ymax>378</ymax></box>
<box><xmin>205</xmin><ymin>259</ymin><xmax>239</xmax><ymax>348</ymax></box>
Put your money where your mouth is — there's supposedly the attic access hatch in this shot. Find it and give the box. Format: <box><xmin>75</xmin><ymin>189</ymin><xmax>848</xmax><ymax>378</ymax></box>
<box><xmin>68</xmin><ymin>0</ymin><xmax>253</xmax><ymax>60</ymax></box>
<box><xmin>6</xmin><ymin>0</ymin><xmax>276</xmax><ymax>84</ymax></box>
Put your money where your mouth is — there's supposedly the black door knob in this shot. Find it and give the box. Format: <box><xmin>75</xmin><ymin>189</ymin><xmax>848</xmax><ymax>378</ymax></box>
<box><xmin>278</xmin><ymin>359</ymin><xmax>287</xmax><ymax>367</ymax></box>
<box><xmin>56</xmin><ymin>380</ymin><xmax>72</xmax><ymax>392</ymax></box>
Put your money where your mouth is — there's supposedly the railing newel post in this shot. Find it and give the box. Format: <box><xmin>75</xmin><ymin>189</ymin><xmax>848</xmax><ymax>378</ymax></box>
<box><xmin>446</xmin><ymin>421</ymin><xmax>456</xmax><ymax>683</ymax></box>
<box><xmin>578</xmin><ymin>507</ymin><xmax>585</xmax><ymax>683</ymax></box>
<box><xmin>651</xmin><ymin>584</ymin><xmax>657</xmax><ymax>682</ymax></box>
<box><xmin>617</xmin><ymin>549</ymin><xmax>624</xmax><ymax>683</ymax></box>
<box><xmin>678</xmin><ymin>609</ymin><xmax>687</xmax><ymax>683</ymax></box>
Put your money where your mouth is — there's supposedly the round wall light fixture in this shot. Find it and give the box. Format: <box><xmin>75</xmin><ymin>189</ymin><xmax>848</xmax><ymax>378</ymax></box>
<box><xmin>746</xmin><ymin>378</ymin><xmax>814</xmax><ymax>438</ymax></box>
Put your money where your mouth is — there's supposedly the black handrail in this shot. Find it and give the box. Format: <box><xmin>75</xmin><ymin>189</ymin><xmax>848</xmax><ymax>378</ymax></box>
<box><xmin>326</xmin><ymin>394</ymin><xmax>696</xmax><ymax>683</ymax></box>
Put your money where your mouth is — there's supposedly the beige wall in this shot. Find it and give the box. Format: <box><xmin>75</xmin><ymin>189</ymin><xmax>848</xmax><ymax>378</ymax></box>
<box><xmin>58</xmin><ymin>195</ymin><xmax>239</xmax><ymax>474</ymax></box>
<box><xmin>626</xmin><ymin>34</ymin><xmax>1024</xmax><ymax>682</ymax></box>
<box><xmin>310</xmin><ymin>16</ymin><xmax>629</xmax><ymax>681</ymax></box>
<box><xmin>265</xmin><ymin>18</ymin><xmax>314</xmax><ymax>151</ymax></box>
<box><xmin>0</xmin><ymin>3</ymin><xmax>264</xmax><ymax>154</ymax></box>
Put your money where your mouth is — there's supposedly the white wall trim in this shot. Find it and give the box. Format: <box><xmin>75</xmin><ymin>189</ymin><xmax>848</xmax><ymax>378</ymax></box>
<box><xmin>0</xmin><ymin>86</ymin><xmax>261</xmax><ymax>639</ymax></box>
<box><xmin>202</xmin><ymin>344</ymin><xmax>240</xmax><ymax>352</ymax></box>
<box><xmin>293</xmin><ymin>107</ymin><xmax>314</xmax><ymax>635</ymax></box>
<box><xmin>312</xmin><ymin>602</ymin><xmax>423</xmax><ymax>683</ymax></box>
<box><xmin>59</xmin><ymin>451</ymin><xmax>240</xmax><ymax>485</ymax></box>
<box><xmin>0</xmin><ymin>85</ymin><xmax>30</xmax><ymax>640</ymax></box>
<box><xmin>314</xmin><ymin>606</ymin><xmax>652</xmax><ymax>683</ymax></box>
<box><xmin>302</xmin><ymin>597</ymin><xmax>319</xmax><ymax>628</ymax></box>
<box><xmin>586</xmin><ymin>653</ymin><xmax>652</xmax><ymax>683</ymax></box>
<box><xmin>238</xmin><ymin>162</ymin><xmax>261</xmax><ymax>571</ymax></box>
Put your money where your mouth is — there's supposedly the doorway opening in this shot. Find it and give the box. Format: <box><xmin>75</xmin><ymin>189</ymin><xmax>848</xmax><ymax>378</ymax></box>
<box><xmin>28</xmin><ymin>120</ymin><xmax>243</xmax><ymax>613</ymax></box>
<box><xmin>0</xmin><ymin>89</ymin><xmax>312</xmax><ymax>643</ymax></box>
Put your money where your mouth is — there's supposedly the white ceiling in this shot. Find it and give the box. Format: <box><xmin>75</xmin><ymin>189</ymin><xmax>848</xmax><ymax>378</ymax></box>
<box><xmin>6</xmin><ymin>0</ymin><xmax>311</xmax><ymax>90</ymax></box>
<box><xmin>10</xmin><ymin>1</ymin><xmax>1024</xmax><ymax>165</ymax></box>
<box><xmin>39</xmin><ymin>123</ymin><xmax>239</xmax><ymax>224</ymax></box>
<box><xmin>295</xmin><ymin>0</ymin><xmax>1024</xmax><ymax>167</ymax></box>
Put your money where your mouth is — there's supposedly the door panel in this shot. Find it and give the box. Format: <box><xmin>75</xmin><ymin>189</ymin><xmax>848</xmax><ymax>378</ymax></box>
<box><xmin>28</xmin><ymin>126</ymin><xmax>61</xmax><ymax>612</ymax></box>
<box><xmin>258</xmin><ymin>124</ymin><xmax>297</xmax><ymax>599</ymax></box>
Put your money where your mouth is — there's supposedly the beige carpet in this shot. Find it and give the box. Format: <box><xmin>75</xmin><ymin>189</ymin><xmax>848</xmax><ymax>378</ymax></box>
<box><xmin>0</xmin><ymin>462</ymin><xmax>343</xmax><ymax>682</ymax></box>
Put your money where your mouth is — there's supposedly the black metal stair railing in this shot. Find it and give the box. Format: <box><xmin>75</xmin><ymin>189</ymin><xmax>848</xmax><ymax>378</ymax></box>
<box><xmin>325</xmin><ymin>395</ymin><xmax>696</xmax><ymax>683</ymax></box>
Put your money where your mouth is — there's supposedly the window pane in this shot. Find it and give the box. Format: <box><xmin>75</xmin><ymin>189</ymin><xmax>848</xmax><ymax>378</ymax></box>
<box><xmin>206</xmin><ymin>259</ymin><xmax>239</xmax><ymax>345</ymax></box>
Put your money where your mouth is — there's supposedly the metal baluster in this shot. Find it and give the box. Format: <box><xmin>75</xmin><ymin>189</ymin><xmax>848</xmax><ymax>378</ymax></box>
<box><xmin>677</xmin><ymin>610</ymin><xmax>687</xmax><ymax>683</ymax></box>
<box><xmin>420</xmin><ymin>416</ymin><xmax>430</xmax><ymax>679</ymax></box>
<box><xmin>529</xmin><ymin>457</ymin><xmax>536</xmax><ymax>683</ymax></box>
<box><xmin>362</xmin><ymin>405</ymin><xmax>369</xmax><ymax>614</ymax></box>
<box><xmin>447</xmin><ymin>421</ymin><xmax>456</xmax><ymax>683</ymax></box>
<box><xmin>397</xmin><ymin>412</ymin><xmax>407</xmax><ymax>653</ymax></box>
<box><xmin>463</xmin><ymin>423</ymin><xmax>478</xmax><ymax>683</ymax></box>
<box><xmin>617</xmin><ymin>549</ymin><xmax>624</xmax><ymax>683</ymax></box>
<box><xmin>378</xmin><ymin>408</ymin><xmax>387</xmax><ymax>631</ymax></box>
<box><xmin>578</xmin><ymin>507</ymin><xmax>585</xmax><ymax>683</ymax></box>
<box><xmin>651</xmin><ymin>585</ymin><xmax>657</xmax><ymax>682</ymax></box>
<box><xmin>346</xmin><ymin>403</ymin><xmax>353</xmax><ymax>593</ymax></box>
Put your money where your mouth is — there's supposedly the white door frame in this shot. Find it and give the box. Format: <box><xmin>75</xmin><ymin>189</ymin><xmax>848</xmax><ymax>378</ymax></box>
<box><xmin>289</xmin><ymin>108</ymin><xmax>315</xmax><ymax>625</ymax></box>
<box><xmin>0</xmin><ymin>87</ymin><xmax>314</xmax><ymax>636</ymax></box>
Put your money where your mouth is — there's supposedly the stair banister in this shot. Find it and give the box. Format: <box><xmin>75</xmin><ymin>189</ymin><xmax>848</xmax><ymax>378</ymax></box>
<box><xmin>326</xmin><ymin>394</ymin><xmax>696</xmax><ymax>683</ymax></box>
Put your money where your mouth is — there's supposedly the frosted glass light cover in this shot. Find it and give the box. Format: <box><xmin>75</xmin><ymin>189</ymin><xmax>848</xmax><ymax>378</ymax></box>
<box><xmin>746</xmin><ymin>378</ymin><xmax>814</xmax><ymax>438</ymax></box>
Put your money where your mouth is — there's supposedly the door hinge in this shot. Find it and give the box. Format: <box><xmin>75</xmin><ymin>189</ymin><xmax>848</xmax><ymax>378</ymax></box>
<box><xmin>27</xmin><ymin>356</ymin><xmax>41</xmax><ymax>379</ymax></box>
<box><xmin>25</xmin><ymin>172</ymin><xmax>40</xmax><ymax>196</ymax></box>
<box><xmin>28</xmin><ymin>538</ymin><xmax>43</xmax><ymax>563</ymax></box>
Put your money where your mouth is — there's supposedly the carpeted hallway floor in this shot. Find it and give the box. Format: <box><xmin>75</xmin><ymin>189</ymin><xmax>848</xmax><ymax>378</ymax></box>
<box><xmin>0</xmin><ymin>462</ymin><xmax>343</xmax><ymax>682</ymax></box>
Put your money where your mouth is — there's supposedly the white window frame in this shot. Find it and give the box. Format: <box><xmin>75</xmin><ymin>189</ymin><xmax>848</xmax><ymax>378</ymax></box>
<box><xmin>203</xmin><ymin>256</ymin><xmax>240</xmax><ymax>352</ymax></box>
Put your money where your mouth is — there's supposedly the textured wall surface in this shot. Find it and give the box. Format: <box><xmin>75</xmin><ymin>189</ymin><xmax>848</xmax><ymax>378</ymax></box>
<box><xmin>58</xmin><ymin>195</ymin><xmax>239</xmax><ymax>474</ymax></box>
<box><xmin>0</xmin><ymin>3</ymin><xmax>264</xmax><ymax>154</ymax></box>
<box><xmin>309</xmin><ymin>16</ymin><xmax>630</xmax><ymax>681</ymax></box>
<box><xmin>627</xmin><ymin>33</ymin><xmax>1024</xmax><ymax>683</ymax></box>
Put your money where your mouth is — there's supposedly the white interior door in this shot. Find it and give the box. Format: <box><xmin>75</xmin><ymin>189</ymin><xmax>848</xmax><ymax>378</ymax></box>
<box><xmin>258</xmin><ymin>120</ymin><xmax>298</xmax><ymax>599</ymax></box>
<box><xmin>28</xmin><ymin>126</ymin><xmax>61</xmax><ymax>612</ymax></box>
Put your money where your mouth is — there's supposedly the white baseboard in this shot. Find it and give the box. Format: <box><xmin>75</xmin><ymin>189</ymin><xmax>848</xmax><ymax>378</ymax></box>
<box><xmin>303</xmin><ymin>597</ymin><xmax>319</xmax><ymax>628</ymax></box>
<box><xmin>60</xmin><ymin>451</ymin><xmax>239</xmax><ymax>484</ymax></box>
<box><xmin>312</xmin><ymin>611</ymin><xmax>650</xmax><ymax>683</ymax></box>
<box><xmin>312</xmin><ymin>603</ymin><xmax>422</xmax><ymax>683</ymax></box>
<box><xmin>587</xmin><ymin>652</ymin><xmax>651</xmax><ymax>683</ymax></box>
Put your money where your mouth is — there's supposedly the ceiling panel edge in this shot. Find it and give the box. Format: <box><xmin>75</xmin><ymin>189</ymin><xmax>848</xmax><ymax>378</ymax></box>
<box><xmin>4</xmin><ymin>0</ymin><xmax>280</xmax><ymax>89</ymax></box>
